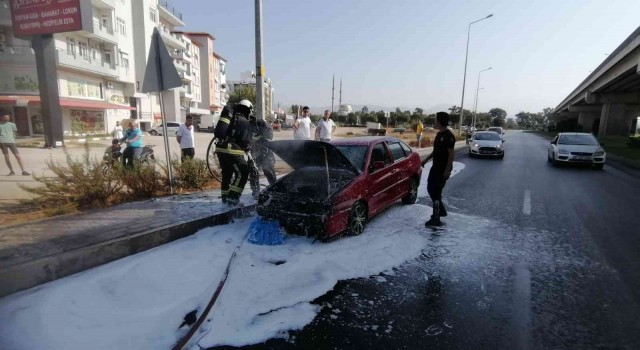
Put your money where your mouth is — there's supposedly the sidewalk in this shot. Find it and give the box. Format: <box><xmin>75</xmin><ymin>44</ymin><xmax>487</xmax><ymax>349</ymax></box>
<box><xmin>0</xmin><ymin>190</ymin><xmax>255</xmax><ymax>297</ymax></box>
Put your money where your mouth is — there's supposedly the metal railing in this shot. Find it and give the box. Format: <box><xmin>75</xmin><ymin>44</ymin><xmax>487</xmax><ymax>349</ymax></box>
<box><xmin>56</xmin><ymin>48</ymin><xmax>118</xmax><ymax>76</ymax></box>
<box><xmin>159</xmin><ymin>1</ymin><xmax>183</xmax><ymax>21</ymax></box>
<box><xmin>93</xmin><ymin>19</ymin><xmax>115</xmax><ymax>36</ymax></box>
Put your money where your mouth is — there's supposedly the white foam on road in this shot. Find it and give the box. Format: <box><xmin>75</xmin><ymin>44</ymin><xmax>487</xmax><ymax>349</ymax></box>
<box><xmin>523</xmin><ymin>190</ymin><xmax>531</xmax><ymax>215</ymax></box>
<box><xmin>418</xmin><ymin>161</ymin><xmax>466</xmax><ymax>197</ymax></box>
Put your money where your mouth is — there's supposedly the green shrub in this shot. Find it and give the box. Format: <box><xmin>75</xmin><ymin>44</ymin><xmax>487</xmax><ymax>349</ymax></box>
<box><xmin>20</xmin><ymin>147</ymin><xmax>123</xmax><ymax>210</ymax></box>
<box><xmin>118</xmin><ymin>162</ymin><xmax>166</xmax><ymax>199</ymax></box>
<box><xmin>172</xmin><ymin>157</ymin><xmax>210</xmax><ymax>190</ymax></box>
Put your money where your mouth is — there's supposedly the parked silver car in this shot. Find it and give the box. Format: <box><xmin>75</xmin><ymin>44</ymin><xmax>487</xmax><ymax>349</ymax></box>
<box><xmin>149</xmin><ymin>122</ymin><xmax>180</xmax><ymax>136</ymax></box>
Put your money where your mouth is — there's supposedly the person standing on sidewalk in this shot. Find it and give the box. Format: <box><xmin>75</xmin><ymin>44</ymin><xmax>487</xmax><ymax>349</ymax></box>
<box><xmin>293</xmin><ymin>106</ymin><xmax>312</xmax><ymax>140</ymax></box>
<box><xmin>120</xmin><ymin>121</ymin><xmax>143</xmax><ymax>169</ymax></box>
<box><xmin>112</xmin><ymin>121</ymin><xmax>124</xmax><ymax>140</ymax></box>
<box><xmin>0</xmin><ymin>114</ymin><xmax>29</xmax><ymax>176</ymax></box>
<box><xmin>315</xmin><ymin>110</ymin><xmax>336</xmax><ymax>142</ymax></box>
<box><xmin>416</xmin><ymin>119</ymin><xmax>424</xmax><ymax>148</ymax></box>
<box><xmin>176</xmin><ymin>115</ymin><xmax>195</xmax><ymax>162</ymax></box>
<box><xmin>421</xmin><ymin>112</ymin><xmax>455</xmax><ymax>228</ymax></box>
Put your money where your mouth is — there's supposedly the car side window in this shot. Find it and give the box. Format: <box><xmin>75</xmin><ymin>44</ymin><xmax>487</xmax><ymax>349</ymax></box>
<box><xmin>399</xmin><ymin>140</ymin><xmax>412</xmax><ymax>156</ymax></box>
<box><xmin>388</xmin><ymin>142</ymin><xmax>406</xmax><ymax>162</ymax></box>
<box><xmin>369</xmin><ymin>143</ymin><xmax>391</xmax><ymax>173</ymax></box>
<box><xmin>169</xmin><ymin>122</ymin><xmax>180</xmax><ymax>128</ymax></box>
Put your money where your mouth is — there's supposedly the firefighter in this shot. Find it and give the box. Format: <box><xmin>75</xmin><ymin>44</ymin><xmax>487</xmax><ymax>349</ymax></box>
<box><xmin>249</xmin><ymin>114</ymin><xmax>277</xmax><ymax>186</ymax></box>
<box><xmin>213</xmin><ymin>100</ymin><xmax>252</xmax><ymax>205</ymax></box>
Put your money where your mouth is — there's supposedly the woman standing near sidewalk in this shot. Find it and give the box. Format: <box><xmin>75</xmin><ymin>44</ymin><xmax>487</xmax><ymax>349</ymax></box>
<box><xmin>120</xmin><ymin>121</ymin><xmax>143</xmax><ymax>168</ymax></box>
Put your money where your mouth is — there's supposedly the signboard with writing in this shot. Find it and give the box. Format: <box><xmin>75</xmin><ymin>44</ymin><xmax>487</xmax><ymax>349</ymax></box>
<box><xmin>10</xmin><ymin>0</ymin><xmax>91</xmax><ymax>37</ymax></box>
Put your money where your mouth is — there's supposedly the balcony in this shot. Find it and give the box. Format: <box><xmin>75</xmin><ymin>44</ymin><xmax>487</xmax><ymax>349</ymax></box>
<box><xmin>90</xmin><ymin>19</ymin><xmax>117</xmax><ymax>44</ymax></box>
<box><xmin>171</xmin><ymin>49</ymin><xmax>191</xmax><ymax>62</ymax></box>
<box><xmin>92</xmin><ymin>0</ymin><xmax>115</xmax><ymax>9</ymax></box>
<box><xmin>159</xmin><ymin>26</ymin><xmax>187</xmax><ymax>49</ymax></box>
<box><xmin>56</xmin><ymin>49</ymin><xmax>118</xmax><ymax>78</ymax></box>
<box><xmin>0</xmin><ymin>46</ymin><xmax>36</xmax><ymax>66</ymax></box>
<box><xmin>179</xmin><ymin>87</ymin><xmax>193</xmax><ymax>100</ymax></box>
<box><xmin>178</xmin><ymin>70</ymin><xmax>192</xmax><ymax>81</ymax></box>
<box><xmin>158</xmin><ymin>1</ymin><xmax>185</xmax><ymax>27</ymax></box>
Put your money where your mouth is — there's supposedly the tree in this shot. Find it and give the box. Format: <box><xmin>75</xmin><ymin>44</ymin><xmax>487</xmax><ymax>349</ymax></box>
<box><xmin>411</xmin><ymin>107</ymin><xmax>424</xmax><ymax>122</ymax></box>
<box><xmin>448</xmin><ymin>105</ymin><xmax>460</xmax><ymax>115</ymax></box>
<box><xmin>488</xmin><ymin>108</ymin><xmax>507</xmax><ymax>119</ymax></box>
<box><xmin>506</xmin><ymin>119</ymin><xmax>516</xmax><ymax>129</ymax></box>
<box><xmin>228</xmin><ymin>85</ymin><xmax>256</xmax><ymax>106</ymax></box>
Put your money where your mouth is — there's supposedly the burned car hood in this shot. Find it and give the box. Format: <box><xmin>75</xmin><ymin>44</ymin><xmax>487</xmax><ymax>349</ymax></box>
<box><xmin>266</xmin><ymin>140</ymin><xmax>359</xmax><ymax>173</ymax></box>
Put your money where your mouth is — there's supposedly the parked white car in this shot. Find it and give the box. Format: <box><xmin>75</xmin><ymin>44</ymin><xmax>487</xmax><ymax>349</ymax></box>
<box><xmin>149</xmin><ymin>122</ymin><xmax>180</xmax><ymax>136</ymax></box>
<box><xmin>468</xmin><ymin>131</ymin><xmax>505</xmax><ymax>159</ymax></box>
<box><xmin>547</xmin><ymin>133</ymin><xmax>606</xmax><ymax>169</ymax></box>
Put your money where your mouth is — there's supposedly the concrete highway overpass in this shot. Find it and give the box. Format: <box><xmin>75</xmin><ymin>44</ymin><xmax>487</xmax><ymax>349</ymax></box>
<box><xmin>554</xmin><ymin>26</ymin><xmax>640</xmax><ymax>137</ymax></box>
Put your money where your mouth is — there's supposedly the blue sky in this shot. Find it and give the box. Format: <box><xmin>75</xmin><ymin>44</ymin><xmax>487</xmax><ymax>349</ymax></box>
<box><xmin>180</xmin><ymin>0</ymin><xmax>640</xmax><ymax>116</ymax></box>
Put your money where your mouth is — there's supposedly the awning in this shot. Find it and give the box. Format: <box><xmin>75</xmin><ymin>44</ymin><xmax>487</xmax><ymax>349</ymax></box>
<box><xmin>0</xmin><ymin>95</ymin><xmax>136</xmax><ymax>111</ymax></box>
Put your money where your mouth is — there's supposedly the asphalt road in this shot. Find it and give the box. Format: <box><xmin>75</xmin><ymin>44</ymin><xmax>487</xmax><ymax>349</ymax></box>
<box><xmin>213</xmin><ymin>130</ymin><xmax>640</xmax><ymax>349</ymax></box>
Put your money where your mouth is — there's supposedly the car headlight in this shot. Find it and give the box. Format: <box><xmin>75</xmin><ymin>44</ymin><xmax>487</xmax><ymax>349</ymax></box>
<box><xmin>594</xmin><ymin>149</ymin><xmax>605</xmax><ymax>156</ymax></box>
<box><xmin>496</xmin><ymin>144</ymin><xmax>502</xmax><ymax>148</ymax></box>
<box><xmin>558</xmin><ymin>149</ymin><xmax>570</xmax><ymax>155</ymax></box>
<box><xmin>474</xmin><ymin>143</ymin><xmax>479</xmax><ymax>147</ymax></box>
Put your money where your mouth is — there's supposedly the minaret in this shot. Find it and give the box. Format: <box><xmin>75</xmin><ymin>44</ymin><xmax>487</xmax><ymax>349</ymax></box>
<box><xmin>331</xmin><ymin>74</ymin><xmax>335</xmax><ymax>113</ymax></box>
<box><xmin>339</xmin><ymin>78</ymin><xmax>343</xmax><ymax>108</ymax></box>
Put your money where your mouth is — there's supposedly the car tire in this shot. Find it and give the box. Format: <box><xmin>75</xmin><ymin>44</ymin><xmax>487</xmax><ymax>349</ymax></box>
<box><xmin>150</xmin><ymin>130</ymin><xmax>158</xmax><ymax>136</ymax></box>
<box><xmin>552</xmin><ymin>155</ymin><xmax>559</xmax><ymax>167</ymax></box>
<box><xmin>402</xmin><ymin>178</ymin><xmax>419</xmax><ymax>205</ymax></box>
<box><xmin>594</xmin><ymin>164</ymin><xmax>604</xmax><ymax>170</ymax></box>
<box><xmin>347</xmin><ymin>201</ymin><xmax>367</xmax><ymax>236</ymax></box>
<box><xmin>547</xmin><ymin>153</ymin><xmax>552</xmax><ymax>163</ymax></box>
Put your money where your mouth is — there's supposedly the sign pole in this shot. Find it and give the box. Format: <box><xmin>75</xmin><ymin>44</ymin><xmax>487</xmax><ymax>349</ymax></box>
<box><xmin>158</xmin><ymin>92</ymin><xmax>174</xmax><ymax>194</ymax></box>
<box><xmin>32</xmin><ymin>34</ymin><xmax>64</xmax><ymax>148</ymax></box>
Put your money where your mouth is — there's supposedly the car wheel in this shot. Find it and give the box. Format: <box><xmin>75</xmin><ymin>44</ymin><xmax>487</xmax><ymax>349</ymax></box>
<box><xmin>594</xmin><ymin>163</ymin><xmax>604</xmax><ymax>170</ymax></box>
<box><xmin>347</xmin><ymin>201</ymin><xmax>367</xmax><ymax>236</ymax></box>
<box><xmin>547</xmin><ymin>152</ymin><xmax>551</xmax><ymax>163</ymax></box>
<box><xmin>150</xmin><ymin>130</ymin><xmax>158</xmax><ymax>136</ymax></box>
<box><xmin>402</xmin><ymin>178</ymin><xmax>419</xmax><ymax>205</ymax></box>
<box><xmin>552</xmin><ymin>154</ymin><xmax>559</xmax><ymax>167</ymax></box>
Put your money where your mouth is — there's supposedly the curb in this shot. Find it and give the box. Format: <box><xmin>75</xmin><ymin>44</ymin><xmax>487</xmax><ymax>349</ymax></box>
<box><xmin>0</xmin><ymin>205</ymin><xmax>254</xmax><ymax>298</ymax></box>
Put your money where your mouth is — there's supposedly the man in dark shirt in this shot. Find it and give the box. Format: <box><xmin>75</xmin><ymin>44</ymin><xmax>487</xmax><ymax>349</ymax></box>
<box><xmin>421</xmin><ymin>112</ymin><xmax>456</xmax><ymax>228</ymax></box>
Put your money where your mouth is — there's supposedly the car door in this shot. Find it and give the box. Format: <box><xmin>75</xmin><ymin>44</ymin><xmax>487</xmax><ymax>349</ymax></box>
<box><xmin>365</xmin><ymin>142</ymin><xmax>395</xmax><ymax>215</ymax></box>
<box><xmin>386</xmin><ymin>140</ymin><xmax>410</xmax><ymax>201</ymax></box>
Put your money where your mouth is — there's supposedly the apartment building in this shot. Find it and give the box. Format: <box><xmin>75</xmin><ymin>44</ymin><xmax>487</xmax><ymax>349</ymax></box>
<box><xmin>0</xmin><ymin>0</ymin><xmax>137</xmax><ymax>136</ymax></box>
<box><xmin>228</xmin><ymin>71</ymin><xmax>275</xmax><ymax>119</ymax></box>
<box><xmin>212</xmin><ymin>51</ymin><xmax>228</xmax><ymax>113</ymax></box>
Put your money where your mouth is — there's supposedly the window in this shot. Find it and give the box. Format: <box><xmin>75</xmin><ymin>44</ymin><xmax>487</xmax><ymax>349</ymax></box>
<box><xmin>388</xmin><ymin>142</ymin><xmax>406</xmax><ymax>161</ymax></box>
<box><xmin>66</xmin><ymin>37</ymin><xmax>76</xmax><ymax>55</ymax></box>
<box><xmin>149</xmin><ymin>9</ymin><xmax>157</xmax><ymax>23</ymax></box>
<box><xmin>78</xmin><ymin>41</ymin><xmax>88</xmax><ymax>58</ymax></box>
<box><xmin>369</xmin><ymin>143</ymin><xmax>391</xmax><ymax>172</ymax></box>
<box><xmin>116</xmin><ymin>18</ymin><xmax>126</xmax><ymax>36</ymax></box>
<box><xmin>335</xmin><ymin>145</ymin><xmax>367</xmax><ymax>172</ymax></box>
<box><xmin>399</xmin><ymin>140</ymin><xmax>412</xmax><ymax>155</ymax></box>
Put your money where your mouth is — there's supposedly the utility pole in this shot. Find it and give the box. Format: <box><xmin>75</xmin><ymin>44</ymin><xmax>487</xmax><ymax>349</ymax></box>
<box><xmin>254</xmin><ymin>0</ymin><xmax>265</xmax><ymax>120</ymax></box>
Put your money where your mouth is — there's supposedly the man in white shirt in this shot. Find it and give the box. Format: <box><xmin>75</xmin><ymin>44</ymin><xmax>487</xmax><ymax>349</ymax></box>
<box><xmin>293</xmin><ymin>106</ymin><xmax>312</xmax><ymax>140</ymax></box>
<box><xmin>176</xmin><ymin>115</ymin><xmax>195</xmax><ymax>162</ymax></box>
<box><xmin>315</xmin><ymin>110</ymin><xmax>336</xmax><ymax>142</ymax></box>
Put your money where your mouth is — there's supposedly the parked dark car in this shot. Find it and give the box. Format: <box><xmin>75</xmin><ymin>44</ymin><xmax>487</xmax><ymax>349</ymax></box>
<box><xmin>257</xmin><ymin>137</ymin><xmax>422</xmax><ymax>239</ymax></box>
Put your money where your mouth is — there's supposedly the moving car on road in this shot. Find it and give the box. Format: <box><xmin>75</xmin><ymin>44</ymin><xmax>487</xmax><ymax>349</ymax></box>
<box><xmin>149</xmin><ymin>122</ymin><xmax>180</xmax><ymax>136</ymax></box>
<box><xmin>257</xmin><ymin>137</ymin><xmax>422</xmax><ymax>239</ymax></box>
<box><xmin>548</xmin><ymin>133</ymin><xmax>606</xmax><ymax>169</ymax></box>
<box><xmin>468</xmin><ymin>131</ymin><xmax>505</xmax><ymax>159</ymax></box>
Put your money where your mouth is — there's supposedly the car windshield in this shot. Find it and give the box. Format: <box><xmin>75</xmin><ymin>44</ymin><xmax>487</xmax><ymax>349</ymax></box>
<box><xmin>474</xmin><ymin>133</ymin><xmax>501</xmax><ymax>141</ymax></box>
<box><xmin>335</xmin><ymin>145</ymin><xmax>368</xmax><ymax>172</ymax></box>
<box><xmin>558</xmin><ymin>135</ymin><xmax>598</xmax><ymax>146</ymax></box>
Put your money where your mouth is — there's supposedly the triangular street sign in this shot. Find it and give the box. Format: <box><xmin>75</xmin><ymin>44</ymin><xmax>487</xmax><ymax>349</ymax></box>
<box><xmin>141</xmin><ymin>28</ymin><xmax>182</xmax><ymax>92</ymax></box>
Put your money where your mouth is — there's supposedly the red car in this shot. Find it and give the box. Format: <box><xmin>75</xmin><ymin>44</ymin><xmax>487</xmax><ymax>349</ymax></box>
<box><xmin>257</xmin><ymin>137</ymin><xmax>422</xmax><ymax>239</ymax></box>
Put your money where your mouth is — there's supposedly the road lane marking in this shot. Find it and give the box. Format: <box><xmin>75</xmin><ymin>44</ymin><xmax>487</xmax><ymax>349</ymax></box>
<box><xmin>523</xmin><ymin>190</ymin><xmax>531</xmax><ymax>215</ymax></box>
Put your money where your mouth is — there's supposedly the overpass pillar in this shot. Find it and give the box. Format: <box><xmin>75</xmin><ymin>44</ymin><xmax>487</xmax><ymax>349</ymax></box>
<box><xmin>597</xmin><ymin>103</ymin><xmax>610</xmax><ymax>138</ymax></box>
<box><xmin>578</xmin><ymin>112</ymin><xmax>596</xmax><ymax>133</ymax></box>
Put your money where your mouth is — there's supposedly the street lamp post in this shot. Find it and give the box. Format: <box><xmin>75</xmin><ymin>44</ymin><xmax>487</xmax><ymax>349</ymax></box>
<box><xmin>472</xmin><ymin>87</ymin><xmax>484</xmax><ymax>129</ymax></box>
<box><xmin>458</xmin><ymin>13</ymin><xmax>493</xmax><ymax>136</ymax></box>
<box><xmin>472</xmin><ymin>67</ymin><xmax>492</xmax><ymax>130</ymax></box>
